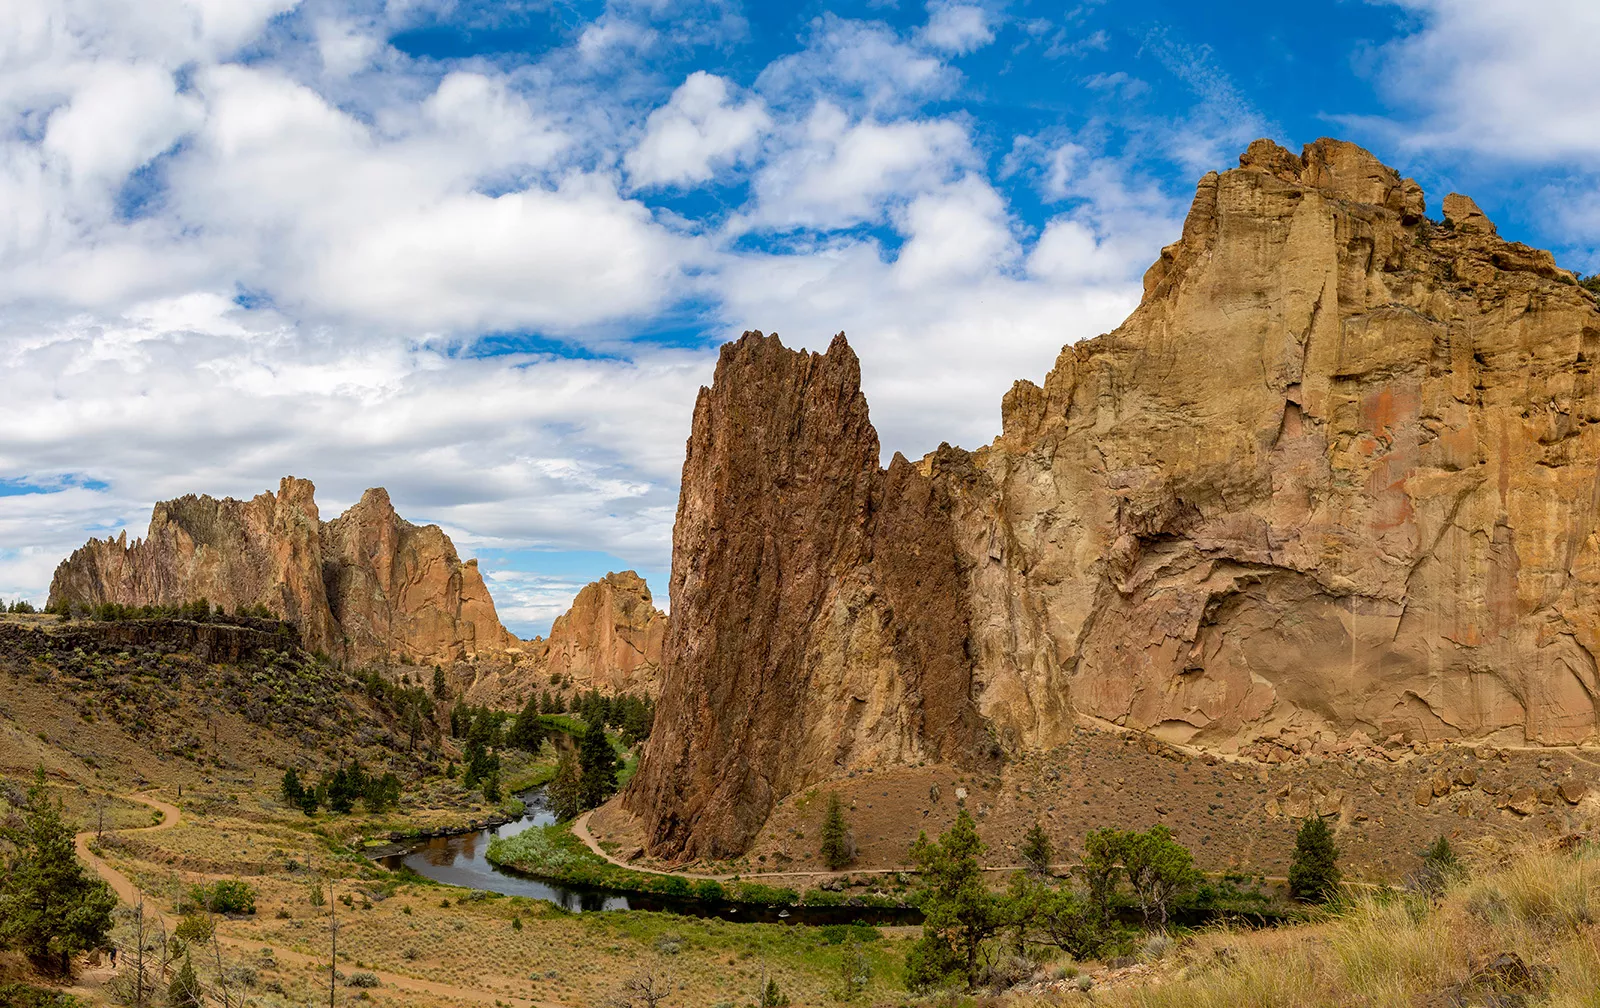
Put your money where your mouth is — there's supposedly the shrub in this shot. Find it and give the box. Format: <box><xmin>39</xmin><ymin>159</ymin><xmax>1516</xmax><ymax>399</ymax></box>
<box><xmin>345</xmin><ymin>971</ymin><xmax>380</xmax><ymax>988</ymax></box>
<box><xmin>190</xmin><ymin>879</ymin><xmax>257</xmax><ymax>915</ymax></box>
<box><xmin>1288</xmin><ymin>817</ymin><xmax>1341</xmax><ymax>904</ymax></box>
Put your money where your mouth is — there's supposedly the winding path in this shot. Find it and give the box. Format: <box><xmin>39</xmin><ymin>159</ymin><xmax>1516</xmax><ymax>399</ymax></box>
<box><xmin>76</xmin><ymin>792</ymin><xmax>558</xmax><ymax>1008</ymax></box>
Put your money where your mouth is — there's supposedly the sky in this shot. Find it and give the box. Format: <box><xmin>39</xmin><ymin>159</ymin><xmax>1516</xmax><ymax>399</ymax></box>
<box><xmin>2</xmin><ymin>0</ymin><xmax>1598</xmax><ymax>637</ymax></box>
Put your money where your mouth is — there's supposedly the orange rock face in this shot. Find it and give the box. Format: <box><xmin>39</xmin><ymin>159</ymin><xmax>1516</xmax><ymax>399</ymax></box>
<box><xmin>48</xmin><ymin>478</ymin><xmax>517</xmax><ymax>666</ymax></box>
<box><xmin>465</xmin><ymin>570</ymin><xmax>666</xmax><ymax>705</ymax></box>
<box><xmin>628</xmin><ymin>137</ymin><xmax>1600</xmax><ymax>859</ymax></box>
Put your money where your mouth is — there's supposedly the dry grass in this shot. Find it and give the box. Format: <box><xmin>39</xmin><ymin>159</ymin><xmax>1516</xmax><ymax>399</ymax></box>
<box><xmin>1024</xmin><ymin>843</ymin><xmax>1600</xmax><ymax>1008</ymax></box>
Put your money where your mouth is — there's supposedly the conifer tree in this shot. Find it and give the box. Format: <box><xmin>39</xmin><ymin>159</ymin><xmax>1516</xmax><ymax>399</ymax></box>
<box><xmin>507</xmin><ymin>695</ymin><xmax>546</xmax><ymax>752</ymax></box>
<box><xmin>819</xmin><ymin>792</ymin><xmax>854</xmax><ymax>870</ymax></box>
<box><xmin>166</xmin><ymin>953</ymin><xmax>203</xmax><ymax>1008</ymax></box>
<box><xmin>279</xmin><ymin>767</ymin><xmax>305</xmax><ymax>807</ymax></box>
<box><xmin>548</xmin><ymin>749</ymin><xmax>584</xmax><ymax>821</ymax></box>
<box><xmin>1020</xmin><ymin>822</ymin><xmax>1052</xmax><ymax>876</ymax></box>
<box><xmin>577</xmin><ymin>717</ymin><xmax>618</xmax><ymax>810</ymax></box>
<box><xmin>906</xmin><ymin>810</ymin><xmax>1004</xmax><ymax>991</ymax></box>
<box><xmin>1288</xmin><ymin>816</ymin><xmax>1341</xmax><ymax>903</ymax></box>
<box><xmin>0</xmin><ymin>771</ymin><xmax>116</xmax><ymax>973</ymax></box>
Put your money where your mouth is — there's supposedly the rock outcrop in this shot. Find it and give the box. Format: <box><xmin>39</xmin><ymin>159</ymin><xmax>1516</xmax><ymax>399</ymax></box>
<box><xmin>623</xmin><ymin>333</ymin><xmax>987</xmax><ymax>859</ymax></box>
<box><xmin>49</xmin><ymin>478</ymin><xmax>517</xmax><ymax>666</ymax></box>
<box><xmin>465</xmin><ymin>570</ymin><xmax>666</xmax><ymax>705</ymax></box>
<box><xmin>627</xmin><ymin>137</ymin><xmax>1600</xmax><ymax>860</ymax></box>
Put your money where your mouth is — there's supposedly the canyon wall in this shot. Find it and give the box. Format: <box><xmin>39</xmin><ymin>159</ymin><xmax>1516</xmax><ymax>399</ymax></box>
<box><xmin>622</xmin><ymin>333</ymin><xmax>987</xmax><ymax>859</ymax></box>
<box><xmin>465</xmin><ymin>570</ymin><xmax>666</xmax><ymax>705</ymax></box>
<box><xmin>49</xmin><ymin>478</ymin><xmax>517</xmax><ymax>666</ymax></box>
<box><xmin>626</xmin><ymin>137</ymin><xmax>1600</xmax><ymax>860</ymax></box>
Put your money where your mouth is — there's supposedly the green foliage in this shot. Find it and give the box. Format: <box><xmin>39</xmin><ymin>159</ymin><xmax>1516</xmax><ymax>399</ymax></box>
<box><xmin>1021</xmin><ymin>822</ymin><xmax>1052</xmax><ymax>875</ymax></box>
<box><xmin>693</xmin><ymin>879</ymin><xmax>725</xmax><ymax>902</ymax></box>
<box><xmin>1288</xmin><ymin>817</ymin><xmax>1341</xmax><ymax>904</ymax></box>
<box><xmin>431</xmin><ymin>665</ymin><xmax>449</xmax><ymax>700</ymax></box>
<box><xmin>835</xmin><ymin>939</ymin><xmax>872</xmax><ymax>1001</ymax></box>
<box><xmin>577</xmin><ymin>716</ymin><xmax>619</xmax><ymax>810</ymax></box>
<box><xmin>5</xmin><ymin>599</ymin><xmax>39</xmax><ymax>614</ymax></box>
<box><xmin>547</xmin><ymin>749</ymin><xmax>583</xmax><ymax>821</ymax></box>
<box><xmin>907</xmin><ymin>810</ymin><xmax>1006</xmax><ymax>991</ymax></box>
<box><xmin>279</xmin><ymin>767</ymin><xmax>305</xmax><ymax>807</ymax></box>
<box><xmin>1418</xmin><ymin>834</ymin><xmax>1464</xmax><ymax>896</ymax></box>
<box><xmin>1121</xmin><ymin>824</ymin><xmax>1202</xmax><ymax>928</ymax></box>
<box><xmin>166</xmin><ymin>954</ymin><xmax>203</xmax><ymax>1008</ymax></box>
<box><xmin>506</xmin><ymin>695</ymin><xmax>546</xmax><ymax>752</ymax></box>
<box><xmin>1582</xmin><ymin>273</ymin><xmax>1600</xmax><ymax>295</ymax></box>
<box><xmin>0</xmin><ymin>771</ymin><xmax>117</xmax><ymax>970</ymax></box>
<box><xmin>172</xmin><ymin>913</ymin><xmax>214</xmax><ymax>947</ymax></box>
<box><xmin>1081</xmin><ymin>827</ymin><xmax>1124</xmax><ymax>927</ymax></box>
<box><xmin>188</xmin><ymin>879</ymin><xmax>256</xmax><ymax>915</ymax></box>
<box><xmin>760</xmin><ymin>977</ymin><xmax>790</xmax><ymax>1006</ymax></box>
<box><xmin>0</xmin><ymin>983</ymin><xmax>87</xmax><ymax>1007</ymax></box>
<box><xmin>819</xmin><ymin>792</ymin><xmax>854</xmax><ymax>870</ymax></box>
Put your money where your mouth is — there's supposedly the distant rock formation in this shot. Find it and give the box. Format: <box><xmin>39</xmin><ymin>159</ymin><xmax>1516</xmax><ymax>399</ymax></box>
<box><xmin>466</xmin><ymin>570</ymin><xmax>666</xmax><ymax>705</ymax></box>
<box><xmin>626</xmin><ymin>137</ymin><xmax>1600</xmax><ymax>860</ymax></box>
<box><xmin>49</xmin><ymin>478</ymin><xmax>517</xmax><ymax>666</ymax></box>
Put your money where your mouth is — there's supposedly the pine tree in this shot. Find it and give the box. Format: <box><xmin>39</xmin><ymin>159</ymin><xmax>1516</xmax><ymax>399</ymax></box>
<box><xmin>0</xmin><ymin>771</ymin><xmax>117</xmax><ymax>973</ymax></box>
<box><xmin>547</xmin><ymin>749</ymin><xmax>584</xmax><ymax>821</ymax></box>
<box><xmin>907</xmin><ymin>810</ymin><xmax>1004</xmax><ymax>991</ymax></box>
<box><xmin>819</xmin><ymin>792</ymin><xmax>854</xmax><ymax>870</ymax></box>
<box><xmin>432</xmin><ymin>665</ymin><xmax>449</xmax><ymax>700</ymax></box>
<box><xmin>507</xmin><ymin>695</ymin><xmax>546</xmax><ymax>752</ymax></box>
<box><xmin>280</xmin><ymin>767</ymin><xmax>305</xmax><ymax>807</ymax></box>
<box><xmin>577</xmin><ymin>717</ymin><xmax>619</xmax><ymax>810</ymax></box>
<box><xmin>167</xmin><ymin>953</ymin><xmax>203</xmax><ymax>1008</ymax></box>
<box><xmin>1288</xmin><ymin>816</ymin><xmax>1341</xmax><ymax>903</ymax></box>
<box><xmin>1020</xmin><ymin>822</ymin><xmax>1052</xmax><ymax>876</ymax></box>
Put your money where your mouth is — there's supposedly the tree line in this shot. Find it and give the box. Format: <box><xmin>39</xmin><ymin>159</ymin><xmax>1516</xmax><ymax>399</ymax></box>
<box><xmin>807</xmin><ymin>801</ymin><xmax>1351</xmax><ymax>993</ymax></box>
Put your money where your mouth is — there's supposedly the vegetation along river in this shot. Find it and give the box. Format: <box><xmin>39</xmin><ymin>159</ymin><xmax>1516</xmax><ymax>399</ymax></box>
<box><xmin>372</xmin><ymin>788</ymin><xmax>922</xmax><ymax>926</ymax></box>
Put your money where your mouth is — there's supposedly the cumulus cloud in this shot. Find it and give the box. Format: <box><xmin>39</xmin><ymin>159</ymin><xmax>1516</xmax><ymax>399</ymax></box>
<box><xmin>625</xmin><ymin>72</ymin><xmax>770</xmax><ymax>189</ymax></box>
<box><xmin>0</xmin><ymin>0</ymin><xmax>1200</xmax><ymax>625</ymax></box>
<box><xmin>1372</xmin><ymin>0</ymin><xmax>1600</xmax><ymax>163</ymax></box>
<box><xmin>918</xmin><ymin>2</ymin><xmax>994</xmax><ymax>56</ymax></box>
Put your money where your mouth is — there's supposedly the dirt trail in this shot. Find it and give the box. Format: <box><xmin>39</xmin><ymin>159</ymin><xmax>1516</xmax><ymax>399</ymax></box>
<box><xmin>76</xmin><ymin>792</ymin><xmax>557</xmax><ymax>1008</ymax></box>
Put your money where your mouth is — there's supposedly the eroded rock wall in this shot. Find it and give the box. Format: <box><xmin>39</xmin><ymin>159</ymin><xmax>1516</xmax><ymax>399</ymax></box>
<box><xmin>629</xmin><ymin>137</ymin><xmax>1600</xmax><ymax>860</ymax></box>
<box><xmin>623</xmin><ymin>333</ymin><xmax>985</xmax><ymax>860</ymax></box>
<box><xmin>49</xmin><ymin>478</ymin><xmax>517</xmax><ymax>666</ymax></box>
<box><xmin>464</xmin><ymin>570</ymin><xmax>666</xmax><ymax>705</ymax></box>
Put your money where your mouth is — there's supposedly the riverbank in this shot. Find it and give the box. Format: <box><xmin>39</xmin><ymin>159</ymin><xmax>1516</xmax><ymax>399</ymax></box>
<box><xmin>486</xmin><ymin>818</ymin><xmax>916</xmax><ymax>913</ymax></box>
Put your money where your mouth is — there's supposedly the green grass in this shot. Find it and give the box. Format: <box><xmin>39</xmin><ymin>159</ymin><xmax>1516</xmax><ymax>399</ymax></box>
<box><xmin>488</xmin><ymin>823</ymin><xmax>820</xmax><ymax>907</ymax></box>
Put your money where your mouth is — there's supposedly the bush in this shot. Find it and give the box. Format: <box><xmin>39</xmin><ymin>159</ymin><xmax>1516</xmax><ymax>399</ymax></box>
<box><xmin>345</xmin><ymin>971</ymin><xmax>380</xmax><ymax>988</ymax></box>
<box><xmin>190</xmin><ymin>879</ymin><xmax>257</xmax><ymax>915</ymax></box>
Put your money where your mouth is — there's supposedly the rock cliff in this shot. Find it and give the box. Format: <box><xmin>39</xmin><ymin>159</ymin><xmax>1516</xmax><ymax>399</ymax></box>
<box><xmin>465</xmin><ymin>570</ymin><xmax>666</xmax><ymax>705</ymax></box>
<box><xmin>626</xmin><ymin>137</ymin><xmax>1600</xmax><ymax>860</ymax></box>
<box><xmin>49</xmin><ymin>478</ymin><xmax>518</xmax><ymax>666</ymax></box>
<box><xmin>623</xmin><ymin>333</ymin><xmax>987</xmax><ymax>859</ymax></box>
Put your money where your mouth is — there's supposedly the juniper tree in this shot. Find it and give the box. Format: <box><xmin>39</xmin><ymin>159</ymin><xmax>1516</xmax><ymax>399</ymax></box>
<box><xmin>577</xmin><ymin>716</ymin><xmax>619</xmax><ymax>810</ymax></box>
<box><xmin>906</xmin><ymin>810</ymin><xmax>1006</xmax><ymax>991</ymax></box>
<box><xmin>819</xmin><ymin>793</ymin><xmax>854</xmax><ymax>870</ymax></box>
<box><xmin>1288</xmin><ymin>816</ymin><xmax>1341</xmax><ymax>904</ymax></box>
<box><xmin>0</xmin><ymin>771</ymin><xmax>116</xmax><ymax>973</ymax></box>
<box><xmin>1021</xmin><ymin>822</ymin><xmax>1052</xmax><ymax>876</ymax></box>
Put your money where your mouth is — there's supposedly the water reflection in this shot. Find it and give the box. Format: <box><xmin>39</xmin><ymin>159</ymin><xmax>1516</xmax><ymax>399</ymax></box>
<box><xmin>374</xmin><ymin>789</ymin><xmax>632</xmax><ymax>912</ymax></box>
<box><xmin>374</xmin><ymin>788</ymin><xmax>921</xmax><ymax>924</ymax></box>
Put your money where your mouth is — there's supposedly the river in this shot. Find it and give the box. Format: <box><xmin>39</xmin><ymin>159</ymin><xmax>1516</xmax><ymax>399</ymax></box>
<box><xmin>371</xmin><ymin>788</ymin><xmax>920</xmax><ymax>925</ymax></box>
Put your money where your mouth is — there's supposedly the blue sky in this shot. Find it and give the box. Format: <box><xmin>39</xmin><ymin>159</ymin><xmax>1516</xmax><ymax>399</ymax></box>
<box><xmin>2</xmin><ymin>0</ymin><xmax>1597</xmax><ymax>636</ymax></box>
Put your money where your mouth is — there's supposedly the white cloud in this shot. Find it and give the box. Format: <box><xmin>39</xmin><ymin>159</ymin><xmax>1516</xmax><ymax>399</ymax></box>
<box><xmin>749</xmin><ymin>105</ymin><xmax>975</xmax><ymax>230</ymax></box>
<box><xmin>919</xmin><ymin>2</ymin><xmax>994</xmax><ymax>56</ymax></box>
<box><xmin>757</xmin><ymin>14</ymin><xmax>956</xmax><ymax>113</ymax></box>
<box><xmin>0</xmin><ymin>0</ymin><xmax>1197</xmax><ymax>619</ymax></box>
<box><xmin>1373</xmin><ymin>0</ymin><xmax>1600</xmax><ymax>162</ymax></box>
<box><xmin>625</xmin><ymin>72</ymin><xmax>770</xmax><ymax>188</ymax></box>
